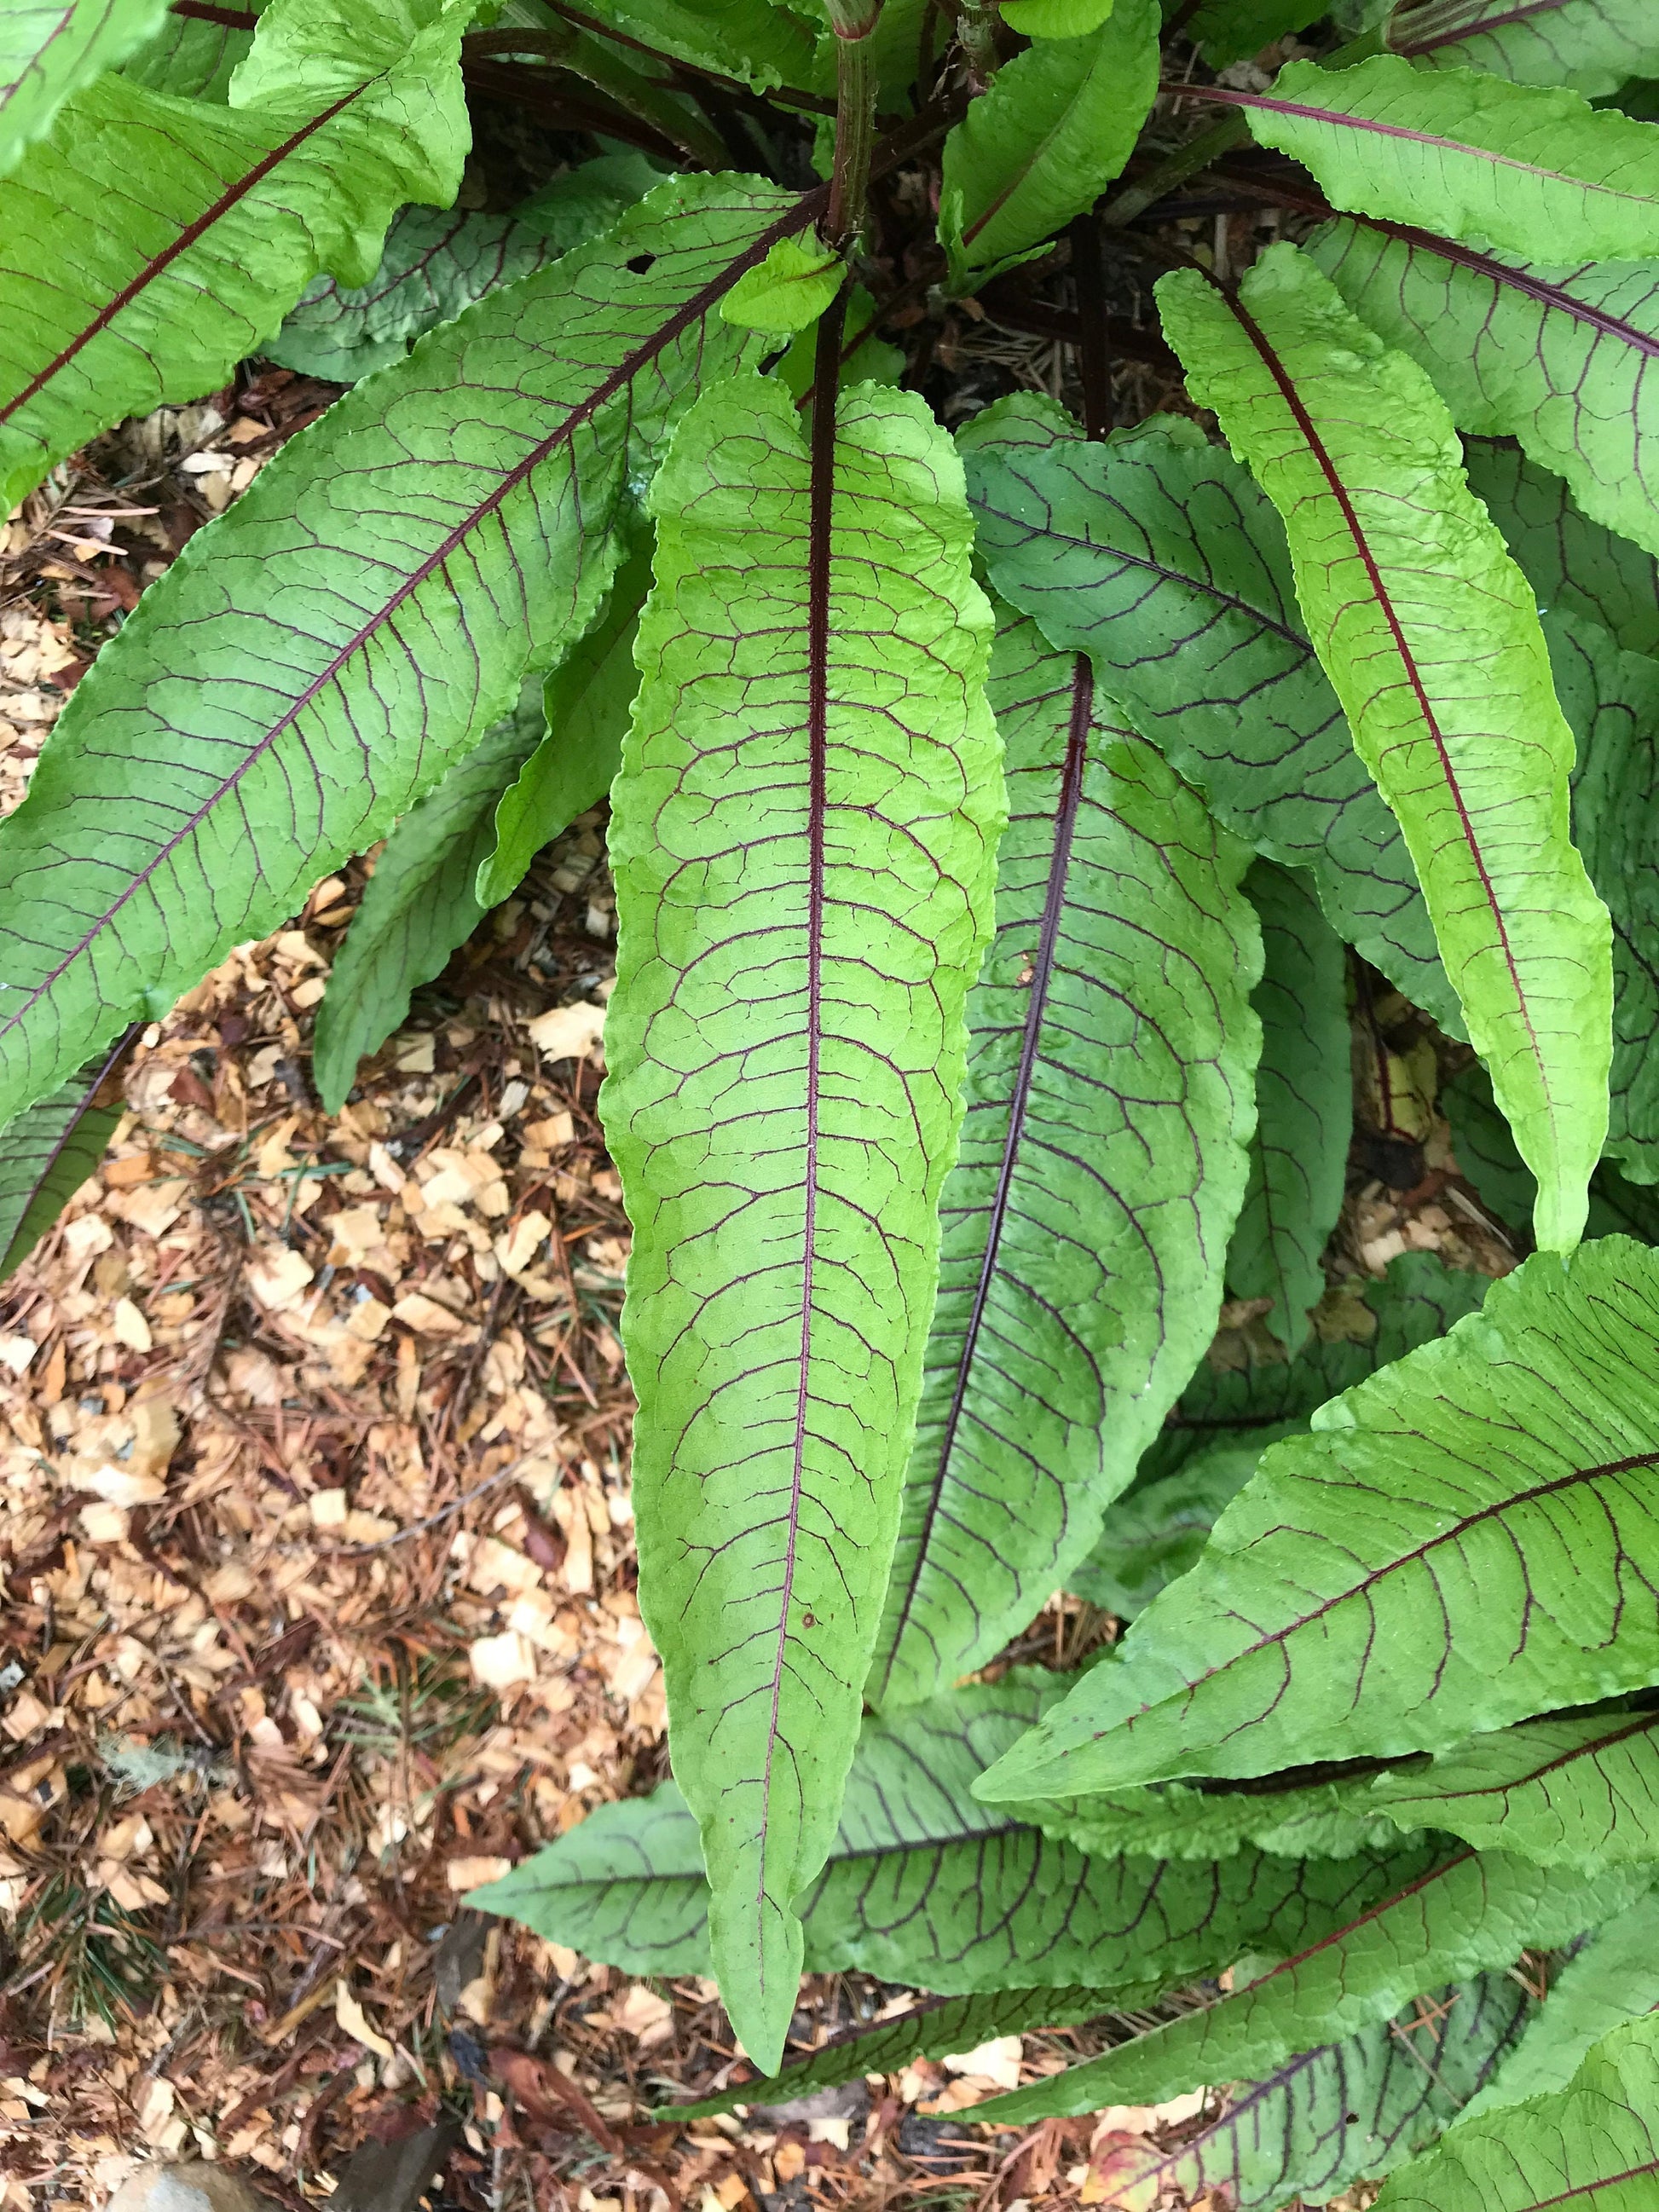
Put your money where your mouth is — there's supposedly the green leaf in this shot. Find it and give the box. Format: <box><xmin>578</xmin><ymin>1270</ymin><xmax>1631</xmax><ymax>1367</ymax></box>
<box><xmin>1036</xmin><ymin>1770</ymin><xmax>1408</xmax><ymax>1864</ymax></box>
<box><xmin>119</xmin><ymin>3</ymin><xmax>264</xmax><ymax>101</ymax></box>
<box><xmin>1187</xmin><ymin>0</ymin><xmax>1330</xmax><ymax>68</ymax></box>
<box><xmin>1001</xmin><ymin>0</ymin><xmax>1116</xmax><ymax>36</ymax></box>
<box><xmin>1309</xmin><ymin>217</ymin><xmax>1659</xmax><ymax>568</ymax></box>
<box><xmin>1236</xmin><ymin>54</ymin><xmax>1659</xmax><ymax>260</ymax></box>
<box><xmin>865</xmin><ymin>597</ymin><xmax>1261</xmax><ymax>1711</ymax></box>
<box><xmin>472</xmin><ymin>1677</ymin><xmax>1420</xmax><ymax>2001</ymax></box>
<box><xmin>1158</xmin><ymin>245</ymin><xmax>1611</xmax><ymax>1252</ymax></box>
<box><xmin>975</xmin><ymin>1239</ymin><xmax>1659</xmax><ymax>1803</ymax></box>
<box><xmin>1229</xmin><ymin>860</ymin><xmax>1351</xmax><ymax>1354</ymax></box>
<box><xmin>1088</xmin><ymin>1973</ymin><xmax>1535</xmax><ymax>2212</ymax></box>
<box><xmin>474</xmin><ymin>552</ymin><xmax>647</xmax><ymax>912</ymax></box>
<box><xmin>939</xmin><ymin>0</ymin><xmax>1159</xmax><ymax>285</ymax></box>
<box><xmin>601</xmin><ymin>374</ymin><xmax>1002</xmax><ymax>2071</ymax></box>
<box><xmin>1386</xmin><ymin>0</ymin><xmax>1659</xmax><ymax>98</ymax></box>
<box><xmin>468</xmin><ymin>1781</ymin><xmax>712</xmax><ymax>1978</ymax></box>
<box><xmin>1441</xmin><ymin>1061</ymin><xmax>1659</xmax><ymax>1245</ymax></box>
<box><xmin>0</xmin><ymin>0</ymin><xmax>167</xmax><ymax>172</ymax></box>
<box><xmin>772</xmin><ymin>282</ymin><xmax>903</xmax><ymax>405</ymax></box>
<box><xmin>1459</xmin><ymin>1886</ymin><xmax>1659</xmax><ymax>2118</ymax></box>
<box><xmin>968</xmin><ymin>1849</ymin><xmax>1646</xmax><ymax>2125</ymax></box>
<box><xmin>962</xmin><ymin>400</ymin><xmax>1462</xmax><ymax>1040</ymax></box>
<box><xmin>0</xmin><ymin>1038</ymin><xmax>127</xmax><ymax>1282</ymax></box>
<box><xmin>0</xmin><ymin>174</ymin><xmax>799</xmax><ymax>1129</ymax></box>
<box><xmin>662</xmin><ymin>1983</ymin><xmax>1142</xmax><ymax>2120</ymax></box>
<box><xmin>1071</xmin><ymin>1253</ymin><xmax>1494</xmax><ymax>1617</ymax></box>
<box><xmin>265</xmin><ymin>155</ymin><xmax>660</xmax><ymax>383</ymax></box>
<box><xmin>1363</xmin><ymin>1712</ymin><xmax>1659</xmax><ymax>1871</ymax></box>
<box><xmin>581</xmin><ymin>0</ymin><xmax>827</xmax><ymax>95</ymax></box>
<box><xmin>1465</xmin><ymin>439</ymin><xmax>1659</xmax><ymax>663</ymax></box>
<box><xmin>0</xmin><ymin>0</ymin><xmax>470</xmax><ymax>515</ymax></box>
<box><xmin>1372</xmin><ymin>2013</ymin><xmax>1659</xmax><ymax>2209</ymax></box>
<box><xmin>720</xmin><ymin>235</ymin><xmax>842</xmax><ymax>332</ymax></box>
<box><xmin>311</xmin><ymin>690</ymin><xmax>546</xmax><ymax>1116</ymax></box>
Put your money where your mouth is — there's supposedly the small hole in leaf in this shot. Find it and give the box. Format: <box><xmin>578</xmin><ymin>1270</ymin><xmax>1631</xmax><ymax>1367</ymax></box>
<box><xmin>627</xmin><ymin>253</ymin><xmax>656</xmax><ymax>274</ymax></box>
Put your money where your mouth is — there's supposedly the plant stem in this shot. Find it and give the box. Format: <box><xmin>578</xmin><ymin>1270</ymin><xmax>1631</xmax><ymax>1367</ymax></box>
<box><xmin>1099</xmin><ymin>113</ymin><xmax>1250</xmax><ymax>227</ymax></box>
<box><xmin>956</xmin><ymin>0</ymin><xmax>999</xmax><ymax>90</ymax></box>
<box><xmin>824</xmin><ymin>0</ymin><xmax>885</xmax><ymax>245</ymax></box>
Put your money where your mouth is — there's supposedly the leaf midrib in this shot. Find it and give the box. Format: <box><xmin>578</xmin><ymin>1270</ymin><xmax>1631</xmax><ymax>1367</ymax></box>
<box><xmin>1395</xmin><ymin>0</ymin><xmax>1588</xmax><ymax>57</ymax></box>
<box><xmin>0</xmin><ymin>189</ymin><xmax>819</xmax><ymax>1058</ymax></box>
<box><xmin>1362</xmin><ymin>216</ymin><xmax>1659</xmax><ymax>360</ymax></box>
<box><xmin>873</xmin><ymin>650</ymin><xmax>1094</xmax><ymax>1697</ymax></box>
<box><xmin>1223</xmin><ymin>280</ymin><xmax>1540</xmax><ymax>1078</ymax></box>
<box><xmin>1396</xmin><ymin>1710</ymin><xmax>1659</xmax><ymax>1809</ymax></box>
<box><xmin>1120</xmin><ymin>1446</ymin><xmax>1659</xmax><ymax>1748</ymax></box>
<box><xmin>0</xmin><ymin>78</ymin><xmax>370</xmax><ymax>424</ymax></box>
<box><xmin>1204</xmin><ymin>78</ymin><xmax>1656</xmax><ymax>217</ymax></box>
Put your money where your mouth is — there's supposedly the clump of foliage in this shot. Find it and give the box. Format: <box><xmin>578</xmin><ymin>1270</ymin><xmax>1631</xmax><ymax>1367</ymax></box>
<box><xmin>5</xmin><ymin>0</ymin><xmax>1659</xmax><ymax>2198</ymax></box>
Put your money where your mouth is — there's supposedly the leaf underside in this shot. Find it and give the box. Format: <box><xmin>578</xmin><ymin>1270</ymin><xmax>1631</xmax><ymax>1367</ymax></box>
<box><xmin>866</xmin><ymin>598</ymin><xmax>1260</xmax><ymax>1712</ymax></box>
<box><xmin>602</xmin><ymin>373</ymin><xmax>1002</xmax><ymax>2069</ymax></box>
<box><xmin>0</xmin><ymin>174</ymin><xmax>796</xmax><ymax>1129</ymax></box>
<box><xmin>1158</xmin><ymin>244</ymin><xmax>1611</xmax><ymax>1252</ymax></box>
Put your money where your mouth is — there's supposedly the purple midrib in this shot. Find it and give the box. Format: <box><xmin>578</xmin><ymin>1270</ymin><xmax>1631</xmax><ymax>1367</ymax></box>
<box><xmin>0</xmin><ymin>192</ymin><xmax>820</xmax><ymax>1054</ymax></box>
<box><xmin>1118</xmin><ymin>1447</ymin><xmax>1659</xmax><ymax>1744</ymax></box>
<box><xmin>1</xmin><ymin>3</ymin><xmax>76</xmax><ymax>117</ymax></box>
<box><xmin>0</xmin><ymin>78</ymin><xmax>368</xmax><ymax>425</ymax></box>
<box><xmin>1223</xmin><ymin>283</ymin><xmax>1541</xmax><ymax>1071</ymax></box>
<box><xmin>757</xmin><ymin>283</ymin><xmax>845</xmax><ymax>1999</ymax></box>
<box><xmin>1402</xmin><ymin>1709</ymin><xmax>1659</xmax><ymax>1803</ymax></box>
<box><xmin>1396</xmin><ymin>0</ymin><xmax>1587</xmax><ymax>55</ymax></box>
<box><xmin>1361</xmin><ymin>213</ymin><xmax>1659</xmax><ymax>358</ymax></box>
<box><xmin>873</xmin><ymin>651</ymin><xmax>1093</xmax><ymax>1696</ymax></box>
<box><xmin>1180</xmin><ymin>79</ymin><xmax>1655</xmax><ymax>214</ymax></box>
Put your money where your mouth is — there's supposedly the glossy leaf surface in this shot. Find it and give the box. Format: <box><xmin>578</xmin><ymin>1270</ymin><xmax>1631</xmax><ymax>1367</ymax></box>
<box><xmin>0</xmin><ymin>0</ymin><xmax>165</xmax><ymax>173</ymax></box>
<box><xmin>1159</xmin><ymin>245</ymin><xmax>1610</xmax><ymax>1251</ymax></box>
<box><xmin>603</xmin><ymin>374</ymin><xmax>1002</xmax><ymax>2068</ymax></box>
<box><xmin>0</xmin><ymin>175</ymin><xmax>795</xmax><ymax>1128</ymax></box>
<box><xmin>867</xmin><ymin>600</ymin><xmax>1260</xmax><ymax>1711</ymax></box>
<box><xmin>939</xmin><ymin>0</ymin><xmax>1158</xmax><ymax>284</ymax></box>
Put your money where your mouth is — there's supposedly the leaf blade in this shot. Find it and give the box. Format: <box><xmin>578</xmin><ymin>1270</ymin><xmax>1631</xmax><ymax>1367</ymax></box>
<box><xmin>1158</xmin><ymin>244</ymin><xmax>1611</xmax><ymax>1251</ymax></box>
<box><xmin>0</xmin><ymin>0</ymin><xmax>470</xmax><ymax>511</ymax></box>
<box><xmin>0</xmin><ymin>0</ymin><xmax>167</xmax><ymax>173</ymax></box>
<box><xmin>0</xmin><ymin>1034</ymin><xmax>129</xmax><ymax>1281</ymax></box>
<box><xmin>602</xmin><ymin>373</ymin><xmax>1003</xmax><ymax>2068</ymax></box>
<box><xmin>1234</xmin><ymin>54</ymin><xmax>1659</xmax><ymax>260</ymax></box>
<box><xmin>977</xmin><ymin>1239</ymin><xmax>1659</xmax><ymax>1802</ymax></box>
<box><xmin>866</xmin><ymin>599</ymin><xmax>1261</xmax><ymax>1710</ymax></box>
<box><xmin>0</xmin><ymin>174</ymin><xmax>800</xmax><ymax>1126</ymax></box>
